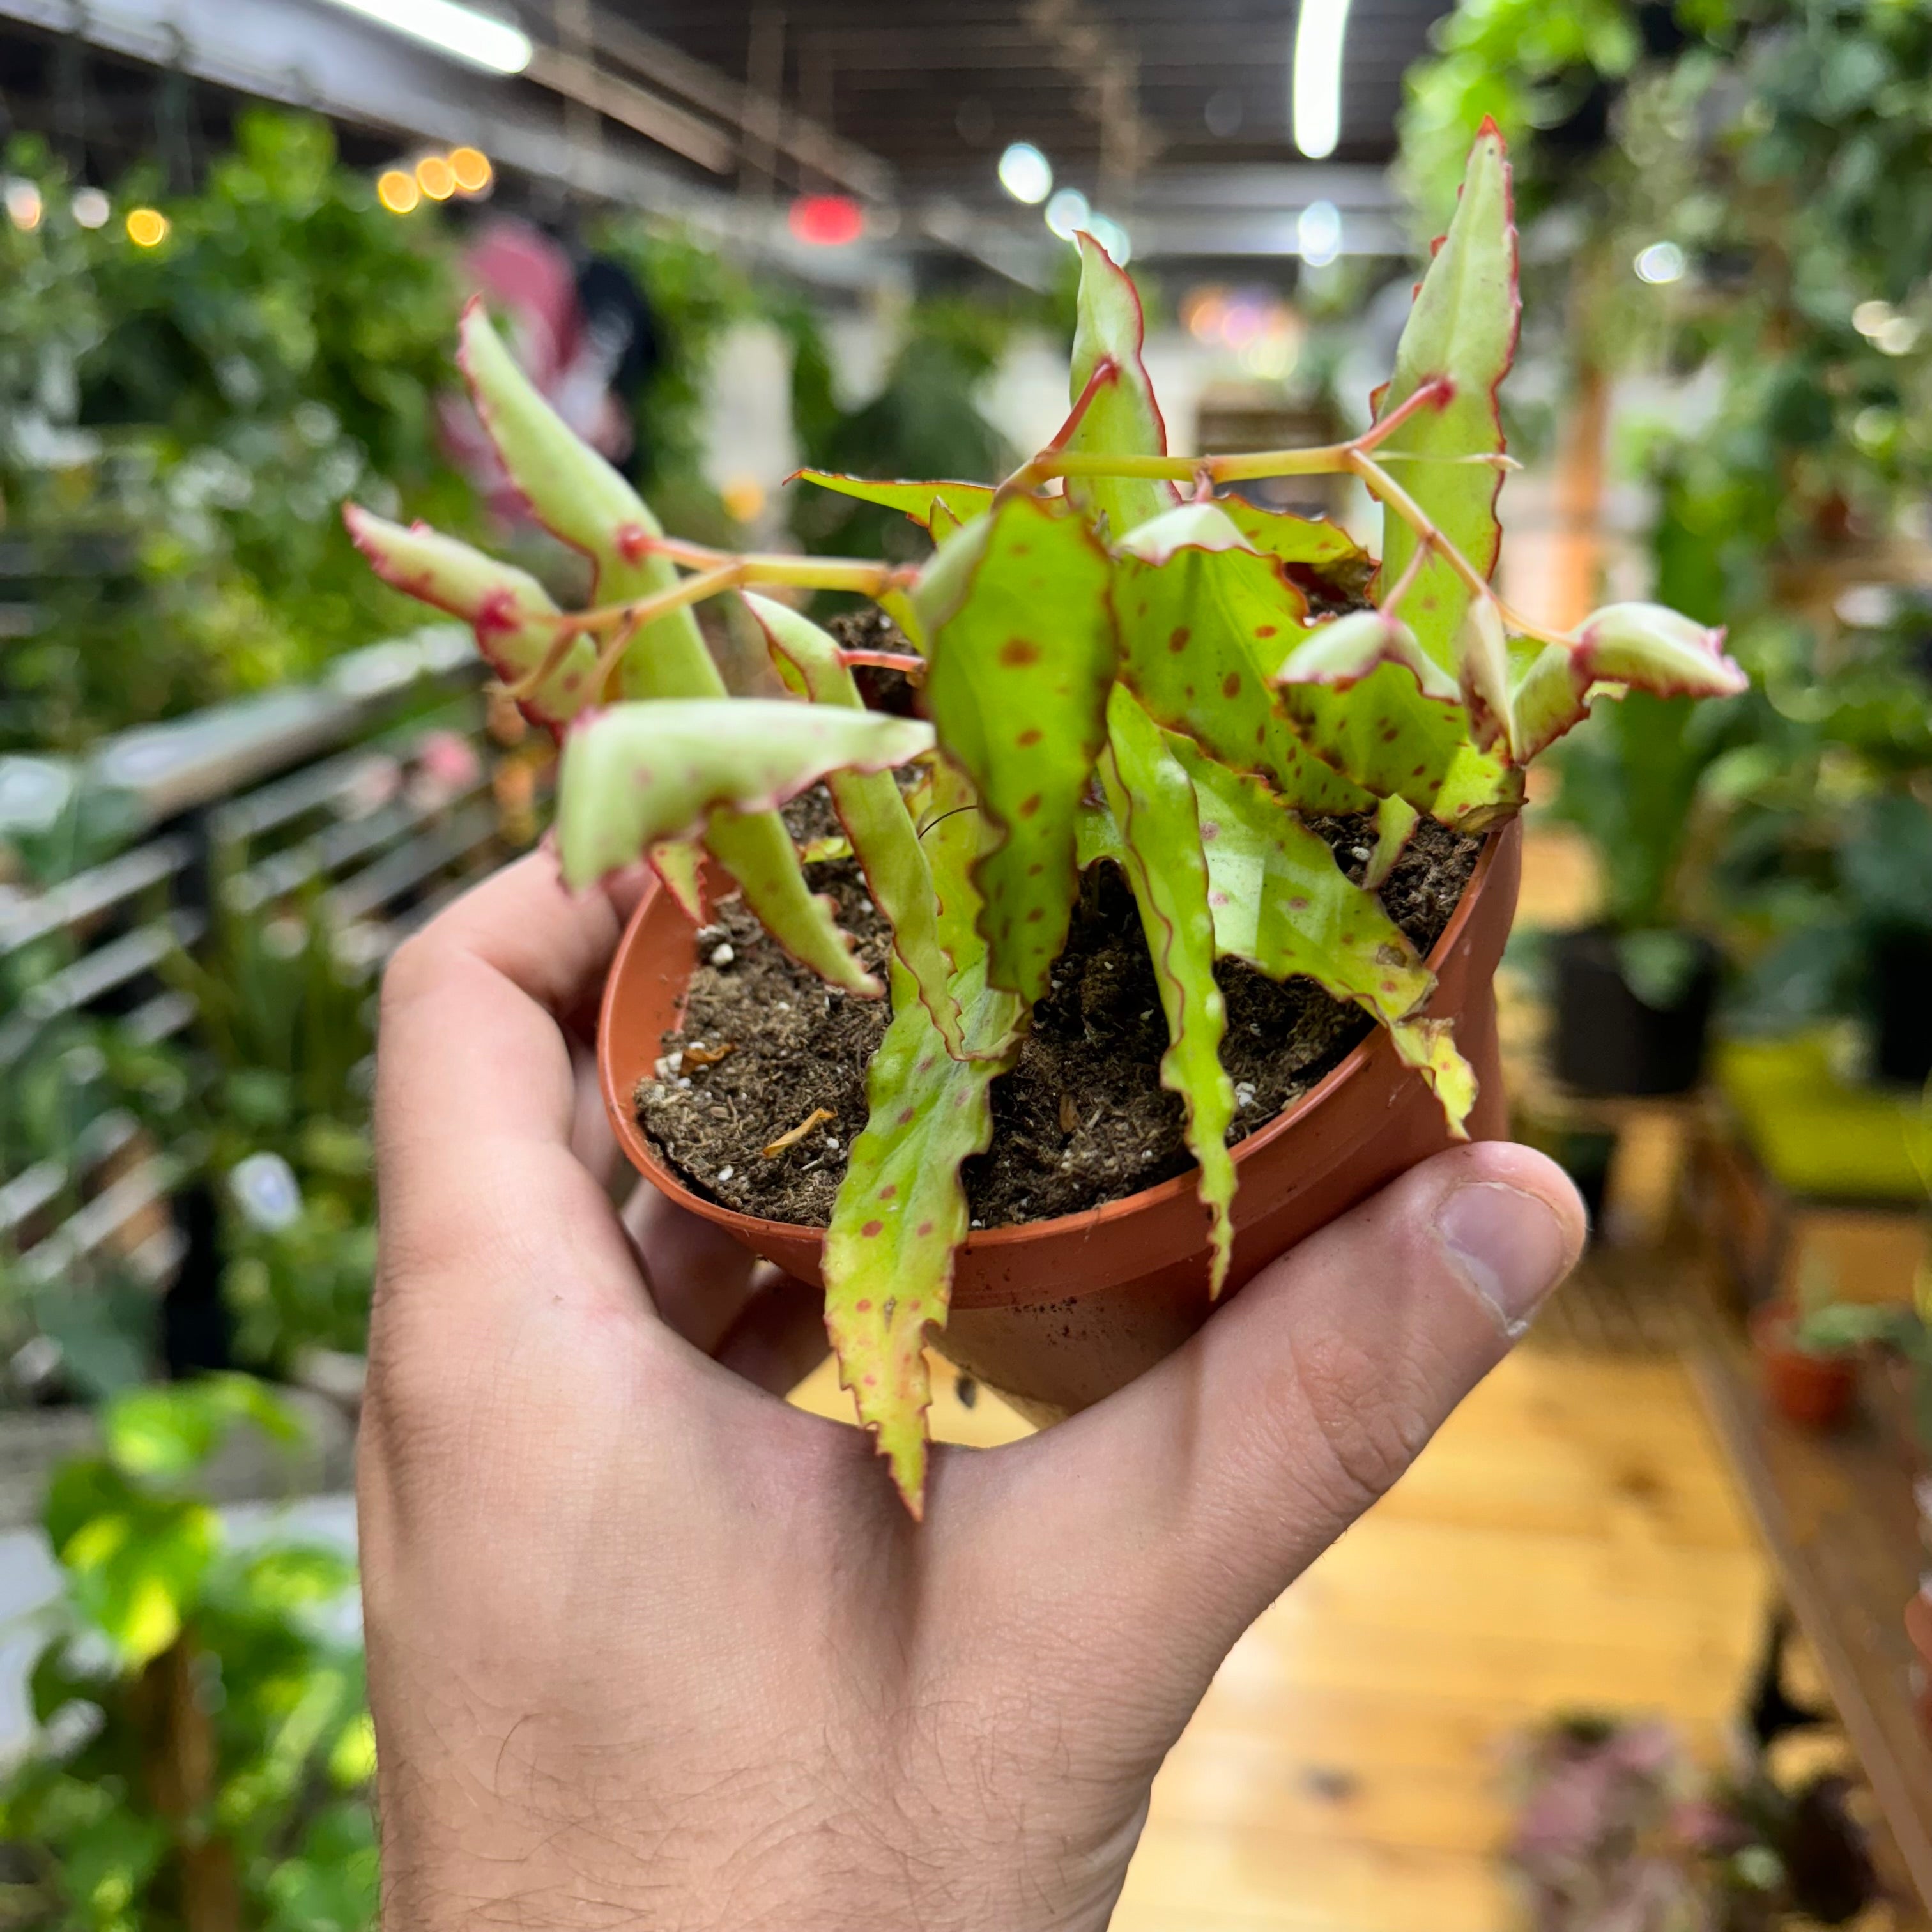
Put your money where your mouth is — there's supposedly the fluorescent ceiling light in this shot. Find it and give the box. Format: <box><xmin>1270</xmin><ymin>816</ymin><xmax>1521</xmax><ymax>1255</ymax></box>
<box><xmin>1045</xmin><ymin>187</ymin><xmax>1090</xmax><ymax>241</ymax></box>
<box><xmin>318</xmin><ymin>0</ymin><xmax>534</xmax><ymax>75</ymax></box>
<box><xmin>998</xmin><ymin>142</ymin><xmax>1054</xmax><ymax>205</ymax></box>
<box><xmin>1297</xmin><ymin>199</ymin><xmax>1341</xmax><ymax>266</ymax></box>
<box><xmin>1291</xmin><ymin>0</ymin><xmax>1351</xmax><ymax>160</ymax></box>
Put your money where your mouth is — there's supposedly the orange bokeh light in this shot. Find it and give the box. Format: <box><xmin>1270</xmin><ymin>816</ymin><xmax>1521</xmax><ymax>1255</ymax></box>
<box><xmin>125</xmin><ymin>206</ymin><xmax>169</xmax><ymax>248</ymax></box>
<box><xmin>415</xmin><ymin>155</ymin><xmax>457</xmax><ymax>202</ymax></box>
<box><xmin>448</xmin><ymin>146</ymin><xmax>493</xmax><ymax>195</ymax></box>
<box><xmin>377</xmin><ymin>169</ymin><xmax>420</xmax><ymax>214</ymax></box>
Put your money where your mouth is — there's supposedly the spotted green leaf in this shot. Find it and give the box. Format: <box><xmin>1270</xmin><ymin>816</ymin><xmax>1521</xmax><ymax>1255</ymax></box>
<box><xmin>1431</xmin><ymin>739</ymin><xmax>1523</xmax><ymax>830</ymax></box>
<box><xmin>457</xmin><ymin>302</ymin><xmax>868</xmax><ymax>992</ymax></box>
<box><xmin>1270</xmin><ymin>609</ymin><xmax>1469</xmax><ymax>811</ymax></box>
<box><xmin>648</xmin><ymin>839</ymin><xmax>707</xmax><ymax>923</ymax></box>
<box><xmin>1172</xmin><ymin>737</ymin><xmax>1476</xmax><ymax>1133</ymax></box>
<box><xmin>1217</xmin><ymin>500</ymin><xmax>1377</xmax><ymax>610</ymax></box>
<box><xmin>824</xmin><ymin>953</ymin><xmax>1023</xmax><ymax>1515</ymax></box>
<box><xmin>1364</xmin><ymin>793</ymin><xmax>1421</xmax><ymax>891</ymax></box>
<box><xmin>1100</xmin><ymin>687</ymin><xmax>1236</xmax><ymax>1292</ymax></box>
<box><xmin>556</xmin><ymin>700</ymin><xmax>932</xmax><ymax>992</ymax></box>
<box><xmin>1112</xmin><ymin>503</ymin><xmax>1375</xmax><ymax>815</ymax></box>
<box><xmin>342</xmin><ymin>505</ymin><xmax>598</xmax><ymax>728</ymax></box>
<box><xmin>913</xmin><ymin>493</ymin><xmax>1117</xmax><ymax>1004</ymax></box>
<box><xmin>746</xmin><ymin>594</ymin><xmax>966</xmax><ymax>1056</ymax></box>
<box><xmin>792</xmin><ymin>470</ymin><xmax>994</xmax><ymax>533</ymax></box>
<box><xmin>1064</xmin><ymin>234</ymin><xmax>1180</xmax><ymax>538</ymax></box>
<box><xmin>1374</xmin><ymin>123</ymin><xmax>1518</xmax><ymax>684</ymax></box>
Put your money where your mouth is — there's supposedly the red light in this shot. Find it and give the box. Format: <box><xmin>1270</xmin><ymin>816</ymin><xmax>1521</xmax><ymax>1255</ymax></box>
<box><xmin>788</xmin><ymin>195</ymin><xmax>864</xmax><ymax>247</ymax></box>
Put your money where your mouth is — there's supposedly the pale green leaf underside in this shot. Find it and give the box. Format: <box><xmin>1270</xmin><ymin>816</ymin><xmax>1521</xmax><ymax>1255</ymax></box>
<box><xmin>915</xmin><ymin>494</ymin><xmax>1117</xmax><ymax>1005</ymax></box>
<box><xmin>746</xmin><ymin>594</ymin><xmax>967</xmax><ymax>1055</ymax></box>
<box><xmin>459</xmin><ymin>304</ymin><xmax>717</xmax><ymax>697</ymax></box>
<box><xmin>556</xmin><ymin>696</ymin><xmax>930</xmax><ymax>924</ymax></box>
<box><xmin>1375</xmin><ymin>126</ymin><xmax>1518</xmax><ymax>678</ymax></box>
<box><xmin>342</xmin><ymin>507</ymin><xmax>598</xmax><ymax>727</ymax></box>
<box><xmin>1101</xmin><ymin>687</ymin><xmax>1237</xmax><ymax>1293</ymax></box>
<box><xmin>458</xmin><ymin>306</ymin><xmax>866</xmax><ymax>986</ymax></box>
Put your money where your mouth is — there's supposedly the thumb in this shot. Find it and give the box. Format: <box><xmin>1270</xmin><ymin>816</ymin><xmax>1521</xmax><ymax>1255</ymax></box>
<box><xmin>986</xmin><ymin>1141</ymin><xmax>1586</xmax><ymax>1677</ymax></box>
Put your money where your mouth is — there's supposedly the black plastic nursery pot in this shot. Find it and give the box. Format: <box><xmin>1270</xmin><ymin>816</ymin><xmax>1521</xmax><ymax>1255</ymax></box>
<box><xmin>1871</xmin><ymin>930</ymin><xmax>1932</xmax><ymax>1087</ymax></box>
<box><xmin>1550</xmin><ymin>927</ymin><xmax>1720</xmax><ymax>1098</ymax></box>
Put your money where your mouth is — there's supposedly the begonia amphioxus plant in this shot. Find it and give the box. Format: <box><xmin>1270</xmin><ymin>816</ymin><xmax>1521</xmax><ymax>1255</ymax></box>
<box><xmin>346</xmin><ymin>126</ymin><xmax>1745</xmax><ymax>1512</ymax></box>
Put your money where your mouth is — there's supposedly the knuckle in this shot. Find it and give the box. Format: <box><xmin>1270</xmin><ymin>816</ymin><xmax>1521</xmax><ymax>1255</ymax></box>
<box><xmin>1285</xmin><ymin>1326</ymin><xmax>1438</xmax><ymax>1510</ymax></box>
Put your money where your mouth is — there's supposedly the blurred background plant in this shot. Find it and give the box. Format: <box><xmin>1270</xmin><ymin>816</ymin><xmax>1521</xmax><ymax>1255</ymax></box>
<box><xmin>1</xmin><ymin>109</ymin><xmax>473</xmax><ymax>752</ymax></box>
<box><xmin>0</xmin><ymin>1376</ymin><xmax>374</xmax><ymax>1932</ymax></box>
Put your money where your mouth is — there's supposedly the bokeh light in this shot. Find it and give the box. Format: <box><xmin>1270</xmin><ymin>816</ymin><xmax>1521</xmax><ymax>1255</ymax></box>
<box><xmin>448</xmin><ymin>146</ymin><xmax>493</xmax><ymax>195</ymax></box>
<box><xmin>997</xmin><ymin>141</ymin><xmax>1053</xmax><ymax>204</ymax></box>
<box><xmin>125</xmin><ymin>206</ymin><xmax>169</xmax><ymax>248</ymax></box>
<box><xmin>377</xmin><ymin>169</ymin><xmax>421</xmax><ymax>214</ymax></box>
<box><xmin>415</xmin><ymin>154</ymin><xmax>457</xmax><ymax>201</ymax></box>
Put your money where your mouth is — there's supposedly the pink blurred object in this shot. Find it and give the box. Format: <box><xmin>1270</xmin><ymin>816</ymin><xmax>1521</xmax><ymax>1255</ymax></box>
<box><xmin>438</xmin><ymin>217</ymin><xmax>632</xmax><ymax>518</ymax></box>
<box><xmin>408</xmin><ymin>729</ymin><xmax>484</xmax><ymax>810</ymax></box>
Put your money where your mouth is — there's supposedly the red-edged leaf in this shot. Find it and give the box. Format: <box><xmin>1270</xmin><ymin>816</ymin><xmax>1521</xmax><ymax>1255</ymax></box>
<box><xmin>1100</xmin><ymin>687</ymin><xmax>1237</xmax><ymax>1292</ymax></box>
<box><xmin>1374</xmin><ymin>124</ymin><xmax>1519</xmax><ymax>686</ymax></box>
<box><xmin>1064</xmin><ymin>234</ymin><xmax>1181</xmax><ymax>539</ymax></box>
<box><xmin>792</xmin><ymin>470</ymin><xmax>994</xmax><ymax>533</ymax></box>
<box><xmin>342</xmin><ymin>506</ymin><xmax>598</xmax><ymax>728</ymax></box>
<box><xmin>914</xmin><ymin>494</ymin><xmax>1117</xmax><ymax>1005</ymax></box>
<box><xmin>747</xmin><ymin>594</ymin><xmax>966</xmax><ymax>1055</ymax></box>
<box><xmin>1112</xmin><ymin>502</ymin><xmax>1376</xmax><ymax>815</ymax></box>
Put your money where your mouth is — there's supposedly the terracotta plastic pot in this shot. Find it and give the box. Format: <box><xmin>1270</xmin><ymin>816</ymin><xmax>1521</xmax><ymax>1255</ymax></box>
<box><xmin>599</xmin><ymin>817</ymin><xmax>1521</xmax><ymax>1424</ymax></box>
<box><xmin>1749</xmin><ymin>1305</ymin><xmax>1859</xmax><ymax>1432</ymax></box>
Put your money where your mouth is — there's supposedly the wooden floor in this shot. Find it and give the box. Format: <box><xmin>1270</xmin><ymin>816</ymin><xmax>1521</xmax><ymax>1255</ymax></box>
<box><xmin>793</xmin><ymin>1312</ymin><xmax>1773</xmax><ymax>1932</ymax></box>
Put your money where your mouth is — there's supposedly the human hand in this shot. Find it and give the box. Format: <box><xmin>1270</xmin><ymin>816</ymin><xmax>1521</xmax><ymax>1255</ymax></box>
<box><xmin>360</xmin><ymin>851</ymin><xmax>1586</xmax><ymax>1932</ymax></box>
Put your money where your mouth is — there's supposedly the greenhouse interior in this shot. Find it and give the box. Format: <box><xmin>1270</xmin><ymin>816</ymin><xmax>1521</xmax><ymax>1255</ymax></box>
<box><xmin>2</xmin><ymin>1</ymin><xmax>1931</xmax><ymax>1928</ymax></box>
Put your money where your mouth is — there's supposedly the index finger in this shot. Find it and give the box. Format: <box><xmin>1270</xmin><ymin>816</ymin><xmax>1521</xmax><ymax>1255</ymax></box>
<box><xmin>374</xmin><ymin>852</ymin><xmax>644</xmax><ymax>1291</ymax></box>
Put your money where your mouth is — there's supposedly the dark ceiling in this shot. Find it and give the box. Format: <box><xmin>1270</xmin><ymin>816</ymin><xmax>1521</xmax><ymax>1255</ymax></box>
<box><xmin>594</xmin><ymin>1</ymin><xmax>1450</xmax><ymax>197</ymax></box>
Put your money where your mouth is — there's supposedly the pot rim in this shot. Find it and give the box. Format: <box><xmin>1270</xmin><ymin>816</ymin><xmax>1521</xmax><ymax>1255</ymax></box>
<box><xmin>599</xmin><ymin>816</ymin><xmax>1517</xmax><ymax>1253</ymax></box>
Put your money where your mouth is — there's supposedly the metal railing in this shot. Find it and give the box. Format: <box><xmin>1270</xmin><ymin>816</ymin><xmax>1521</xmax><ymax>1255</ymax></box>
<box><xmin>0</xmin><ymin>621</ymin><xmax>540</xmax><ymax>1392</ymax></box>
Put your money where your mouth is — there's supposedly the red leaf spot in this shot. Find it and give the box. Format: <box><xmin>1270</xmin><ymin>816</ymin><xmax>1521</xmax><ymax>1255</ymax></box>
<box><xmin>1137</xmin><ymin>599</ymin><xmax>1149</xmax><ymax>617</ymax></box>
<box><xmin>1411</xmin><ymin>764</ymin><xmax>1427</xmax><ymax>778</ymax></box>
<box><xmin>917</xmin><ymin>1057</ymin><xmax>935</xmax><ymax>1073</ymax></box>
<box><xmin>907</xmin><ymin>1299</ymin><xmax>921</xmax><ymax>1312</ymax></box>
<box><xmin>1381</xmin><ymin>724</ymin><xmax>1400</xmax><ymax>742</ymax></box>
<box><xmin>917</xmin><ymin>1220</ymin><xmax>934</xmax><ymax>1237</ymax></box>
<box><xmin>1381</xmin><ymin>979</ymin><xmax>1398</xmax><ymax>993</ymax></box>
<box><xmin>879</xmin><ymin>1183</ymin><xmax>897</xmax><ymax>1200</ymax></box>
<box><xmin>616</xmin><ymin>522</ymin><xmax>653</xmax><ymax>564</ymax></box>
<box><xmin>475</xmin><ymin>588</ymin><xmax>519</xmax><ymax>636</ymax></box>
<box><xmin>1210</xmin><ymin>889</ymin><xmax>1230</xmax><ymax>907</ymax></box>
<box><xmin>1222</xmin><ymin>671</ymin><xmax>1242</xmax><ymax>698</ymax></box>
<box><xmin>1000</xmin><ymin>638</ymin><xmax>1041</xmax><ymax>667</ymax></box>
<box><xmin>1200</xmin><ymin>820</ymin><xmax>1219</xmax><ymax>839</ymax></box>
<box><xmin>1018</xmin><ymin>727</ymin><xmax>1043</xmax><ymax>746</ymax></box>
<box><xmin>856</xmin><ymin>1299</ymin><xmax>872</xmax><ymax>1312</ymax></box>
<box><xmin>862</xmin><ymin>1220</ymin><xmax>884</xmax><ymax>1238</ymax></box>
<box><xmin>1168</xmin><ymin>626</ymin><xmax>1190</xmax><ymax>653</ymax></box>
<box><xmin>864</xmin><ymin>1374</ymin><xmax>877</xmax><ymax>1386</ymax></box>
<box><xmin>1018</xmin><ymin>792</ymin><xmax>1043</xmax><ymax>817</ymax></box>
<box><xmin>1256</xmin><ymin>624</ymin><xmax>1276</xmax><ymax>639</ymax></box>
<box><xmin>1254</xmin><ymin>723</ymin><xmax>1267</xmax><ymax>744</ymax></box>
<box><xmin>1028</xmin><ymin>861</ymin><xmax>1044</xmax><ymax>875</ymax></box>
<box><xmin>898</xmin><ymin>1105</ymin><xmax>918</xmax><ymax>1125</ymax></box>
<box><xmin>1010</xmin><ymin>542</ymin><xmax>1031</xmax><ymax>556</ymax></box>
<box><xmin>1026</xmin><ymin>905</ymin><xmax>1044</xmax><ymax>922</ymax></box>
<box><xmin>1289</xmin><ymin>895</ymin><xmax>1309</xmax><ymax>910</ymax></box>
<box><xmin>1184</xmin><ymin>684</ymin><xmax>1197</xmax><ymax>699</ymax></box>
